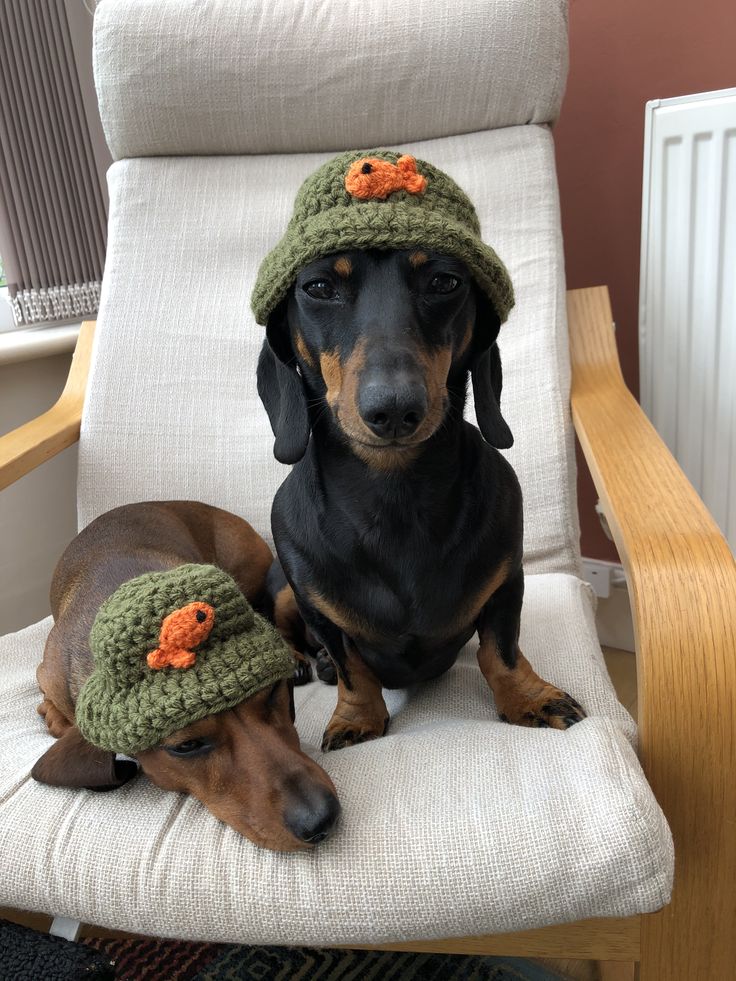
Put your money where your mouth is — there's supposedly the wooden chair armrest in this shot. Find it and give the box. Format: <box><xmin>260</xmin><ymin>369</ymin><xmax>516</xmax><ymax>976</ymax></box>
<box><xmin>0</xmin><ymin>320</ymin><xmax>95</xmax><ymax>491</ymax></box>
<box><xmin>567</xmin><ymin>286</ymin><xmax>736</xmax><ymax>980</ymax></box>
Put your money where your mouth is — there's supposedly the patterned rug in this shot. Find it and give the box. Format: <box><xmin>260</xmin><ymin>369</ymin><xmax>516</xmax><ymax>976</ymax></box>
<box><xmin>83</xmin><ymin>939</ymin><xmax>568</xmax><ymax>980</ymax></box>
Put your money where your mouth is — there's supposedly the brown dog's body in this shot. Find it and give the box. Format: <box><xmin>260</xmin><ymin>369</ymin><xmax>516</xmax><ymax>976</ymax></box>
<box><xmin>34</xmin><ymin>501</ymin><xmax>339</xmax><ymax>851</ymax></box>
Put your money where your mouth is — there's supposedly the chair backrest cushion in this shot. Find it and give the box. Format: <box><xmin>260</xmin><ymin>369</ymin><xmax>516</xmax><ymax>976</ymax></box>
<box><xmin>93</xmin><ymin>0</ymin><xmax>569</xmax><ymax>158</ymax></box>
<box><xmin>82</xmin><ymin>0</ymin><xmax>579</xmax><ymax>575</ymax></box>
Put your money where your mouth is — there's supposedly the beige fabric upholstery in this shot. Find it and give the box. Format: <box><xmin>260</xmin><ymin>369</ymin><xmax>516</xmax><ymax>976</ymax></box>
<box><xmin>93</xmin><ymin>0</ymin><xmax>569</xmax><ymax>158</ymax></box>
<box><xmin>78</xmin><ymin>125</ymin><xmax>581</xmax><ymax>577</ymax></box>
<box><xmin>0</xmin><ymin>575</ymin><xmax>672</xmax><ymax>942</ymax></box>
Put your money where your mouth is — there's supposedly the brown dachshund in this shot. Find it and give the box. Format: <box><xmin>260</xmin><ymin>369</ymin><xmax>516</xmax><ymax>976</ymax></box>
<box><xmin>32</xmin><ymin>500</ymin><xmax>340</xmax><ymax>851</ymax></box>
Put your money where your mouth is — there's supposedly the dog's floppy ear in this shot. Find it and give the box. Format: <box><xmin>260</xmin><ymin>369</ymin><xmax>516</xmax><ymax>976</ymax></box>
<box><xmin>470</xmin><ymin>291</ymin><xmax>513</xmax><ymax>449</ymax></box>
<box><xmin>31</xmin><ymin>725</ymin><xmax>138</xmax><ymax>791</ymax></box>
<box><xmin>257</xmin><ymin>299</ymin><xmax>310</xmax><ymax>465</ymax></box>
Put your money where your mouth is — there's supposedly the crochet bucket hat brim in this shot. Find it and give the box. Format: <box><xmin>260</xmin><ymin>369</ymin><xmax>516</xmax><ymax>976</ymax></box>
<box><xmin>251</xmin><ymin>149</ymin><xmax>514</xmax><ymax>327</ymax></box>
<box><xmin>75</xmin><ymin>564</ymin><xmax>295</xmax><ymax>757</ymax></box>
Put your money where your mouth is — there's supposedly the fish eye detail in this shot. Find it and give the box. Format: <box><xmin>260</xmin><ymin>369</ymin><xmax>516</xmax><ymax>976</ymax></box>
<box><xmin>146</xmin><ymin>601</ymin><xmax>215</xmax><ymax>671</ymax></box>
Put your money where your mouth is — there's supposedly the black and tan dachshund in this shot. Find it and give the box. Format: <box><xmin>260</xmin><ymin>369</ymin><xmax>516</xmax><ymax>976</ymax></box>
<box><xmin>258</xmin><ymin>248</ymin><xmax>586</xmax><ymax>751</ymax></box>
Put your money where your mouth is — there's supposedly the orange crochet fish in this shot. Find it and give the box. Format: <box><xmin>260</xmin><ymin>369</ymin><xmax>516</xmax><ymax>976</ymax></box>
<box><xmin>146</xmin><ymin>601</ymin><xmax>215</xmax><ymax>670</ymax></box>
<box><xmin>345</xmin><ymin>154</ymin><xmax>427</xmax><ymax>200</ymax></box>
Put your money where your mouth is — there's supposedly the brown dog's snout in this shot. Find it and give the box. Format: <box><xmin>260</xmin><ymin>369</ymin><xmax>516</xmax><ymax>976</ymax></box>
<box><xmin>284</xmin><ymin>780</ymin><xmax>341</xmax><ymax>844</ymax></box>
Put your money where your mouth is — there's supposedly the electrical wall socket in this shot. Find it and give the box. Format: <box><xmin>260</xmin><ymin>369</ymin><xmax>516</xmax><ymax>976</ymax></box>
<box><xmin>582</xmin><ymin>558</ymin><xmax>614</xmax><ymax>599</ymax></box>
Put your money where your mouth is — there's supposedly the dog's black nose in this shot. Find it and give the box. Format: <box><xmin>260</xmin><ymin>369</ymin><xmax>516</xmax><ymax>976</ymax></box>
<box><xmin>285</xmin><ymin>787</ymin><xmax>341</xmax><ymax>845</ymax></box>
<box><xmin>359</xmin><ymin>383</ymin><xmax>427</xmax><ymax>439</ymax></box>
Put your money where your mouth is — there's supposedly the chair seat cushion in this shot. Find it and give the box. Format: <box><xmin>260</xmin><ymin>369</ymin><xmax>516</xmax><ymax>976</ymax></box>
<box><xmin>0</xmin><ymin>573</ymin><xmax>672</xmax><ymax>944</ymax></box>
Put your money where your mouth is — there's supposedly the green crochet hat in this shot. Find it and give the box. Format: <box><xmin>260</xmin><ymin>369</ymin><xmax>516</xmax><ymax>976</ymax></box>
<box><xmin>76</xmin><ymin>564</ymin><xmax>295</xmax><ymax>756</ymax></box>
<box><xmin>251</xmin><ymin>149</ymin><xmax>515</xmax><ymax>326</ymax></box>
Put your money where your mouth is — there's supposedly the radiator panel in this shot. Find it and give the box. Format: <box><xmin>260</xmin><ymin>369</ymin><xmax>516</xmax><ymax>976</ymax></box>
<box><xmin>640</xmin><ymin>89</ymin><xmax>736</xmax><ymax>549</ymax></box>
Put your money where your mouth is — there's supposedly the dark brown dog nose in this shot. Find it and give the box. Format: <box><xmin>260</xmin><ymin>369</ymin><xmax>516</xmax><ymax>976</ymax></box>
<box><xmin>359</xmin><ymin>383</ymin><xmax>427</xmax><ymax>439</ymax></box>
<box><xmin>285</xmin><ymin>786</ymin><xmax>341</xmax><ymax>845</ymax></box>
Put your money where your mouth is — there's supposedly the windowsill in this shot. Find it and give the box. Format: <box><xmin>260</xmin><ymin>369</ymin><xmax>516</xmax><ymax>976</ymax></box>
<box><xmin>0</xmin><ymin>321</ymin><xmax>82</xmax><ymax>366</ymax></box>
<box><xmin>0</xmin><ymin>285</ymin><xmax>83</xmax><ymax>365</ymax></box>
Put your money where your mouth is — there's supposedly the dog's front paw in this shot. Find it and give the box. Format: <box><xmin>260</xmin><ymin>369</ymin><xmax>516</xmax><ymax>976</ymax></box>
<box><xmin>498</xmin><ymin>687</ymin><xmax>586</xmax><ymax>730</ymax></box>
<box><xmin>321</xmin><ymin>714</ymin><xmax>389</xmax><ymax>752</ymax></box>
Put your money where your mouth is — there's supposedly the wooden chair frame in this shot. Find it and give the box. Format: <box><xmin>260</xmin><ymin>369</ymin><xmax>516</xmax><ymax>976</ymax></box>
<box><xmin>1</xmin><ymin>287</ymin><xmax>734</xmax><ymax>979</ymax></box>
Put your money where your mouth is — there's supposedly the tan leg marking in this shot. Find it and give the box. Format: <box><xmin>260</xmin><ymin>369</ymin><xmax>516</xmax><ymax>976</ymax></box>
<box><xmin>321</xmin><ymin>641</ymin><xmax>389</xmax><ymax>752</ymax></box>
<box><xmin>477</xmin><ymin>639</ymin><xmax>586</xmax><ymax>730</ymax></box>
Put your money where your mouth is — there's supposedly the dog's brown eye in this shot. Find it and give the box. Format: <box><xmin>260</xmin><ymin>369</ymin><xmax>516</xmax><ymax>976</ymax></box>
<box><xmin>428</xmin><ymin>273</ymin><xmax>461</xmax><ymax>295</ymax></box>
<box><xmin>303</xmin><ymin>280</ymin><xmax>337</xmax><ymax>300</ymax></box>
<box><xmin>164</xmin><ymin>738</ymin><xmax>211</xmax><ymax>758</ymax></box>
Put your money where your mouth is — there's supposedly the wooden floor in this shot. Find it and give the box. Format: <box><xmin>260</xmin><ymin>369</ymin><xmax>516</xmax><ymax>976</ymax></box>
<box><xmin>536</xmin><ymin>647</ymin><xmax>637</xmax><ymax>981</ymax></box>
<box><xmin>601</xmin><ymin>647</ymin><xmax>638</xmax><ymax>721</ymax></box>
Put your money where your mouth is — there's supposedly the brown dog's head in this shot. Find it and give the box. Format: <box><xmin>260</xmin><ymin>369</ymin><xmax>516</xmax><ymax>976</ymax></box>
<box><xmin>32</xmin><ymin>680</ymin><xmax>340</xmax><ymax>852</ymax></box>
<box><xmin>257</xmin><ymin>248</ymin><xmax>512</xmax><ymax>466</ymax></box>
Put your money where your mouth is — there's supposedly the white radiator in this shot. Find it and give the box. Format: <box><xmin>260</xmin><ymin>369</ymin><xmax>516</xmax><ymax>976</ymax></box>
<box><xmin>639</xmin><ymin>88</ymin><xmax>736</xmax><ymax>550</ymax></box>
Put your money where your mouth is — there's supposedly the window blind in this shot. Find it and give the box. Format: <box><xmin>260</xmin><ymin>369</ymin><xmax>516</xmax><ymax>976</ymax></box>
<box><xmin>0</xmin><ymin>0</ymin><xmax>108</xmax><ymax>327</ymax></box>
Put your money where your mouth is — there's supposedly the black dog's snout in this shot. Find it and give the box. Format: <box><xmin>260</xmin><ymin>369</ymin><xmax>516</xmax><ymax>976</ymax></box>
<box><xmin>359</xmin><ymin>383</ymin><xmax>428</xmax><ymax>439</ymax></box>
<box><xmin>285</xmin><ymin>786</ymin><xmax>341</xmax><ymax>845</ymax></box>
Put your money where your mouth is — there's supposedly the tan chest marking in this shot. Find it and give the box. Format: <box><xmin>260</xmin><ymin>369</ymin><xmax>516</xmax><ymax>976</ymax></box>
<box><xmin>305</xmin><ymin>585</ymin><xmax>383</xmax><ymax>646</ymax></box>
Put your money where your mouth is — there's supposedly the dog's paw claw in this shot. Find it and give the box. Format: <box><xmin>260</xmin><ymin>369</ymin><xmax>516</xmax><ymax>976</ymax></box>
<box><xmin>540</xmin><ymin>693</ymin><xmax>586</xmax><ymax>728</ymax></box>
<box><xmin>498</xmin><ymin>689</ymin><xmax>586</xmax><ymax>730</ymax></box>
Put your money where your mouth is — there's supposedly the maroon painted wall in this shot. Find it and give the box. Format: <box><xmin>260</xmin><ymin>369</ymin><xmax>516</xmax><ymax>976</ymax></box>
<box><xmin>554</xmin><ymin>0</ymin><xmax>735</xmax><ymax>560</ymax></box>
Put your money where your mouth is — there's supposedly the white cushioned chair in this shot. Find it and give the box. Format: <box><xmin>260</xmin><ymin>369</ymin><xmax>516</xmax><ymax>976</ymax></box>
<box><xmin>1</xmin><ymin>2</ymin><xmax>734</xmax><ymax>979</ymax></box>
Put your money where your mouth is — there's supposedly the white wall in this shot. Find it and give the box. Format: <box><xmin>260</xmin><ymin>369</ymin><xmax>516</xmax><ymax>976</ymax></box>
<box><xmin>0</xmin><ymin>353</ymin><xmax>78</xmax><ymax>633</ymax></box>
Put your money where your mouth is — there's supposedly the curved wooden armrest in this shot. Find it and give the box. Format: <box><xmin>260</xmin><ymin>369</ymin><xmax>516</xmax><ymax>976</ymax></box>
<box><xmin>568</xmin><ymin>286</ymin><xmax>736</xmax><ymax>980</ymax></box>
<box><xmin>0</xmin><ymin>320</ymin><xmax>95</xmax><ymax>491</ymax></box>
